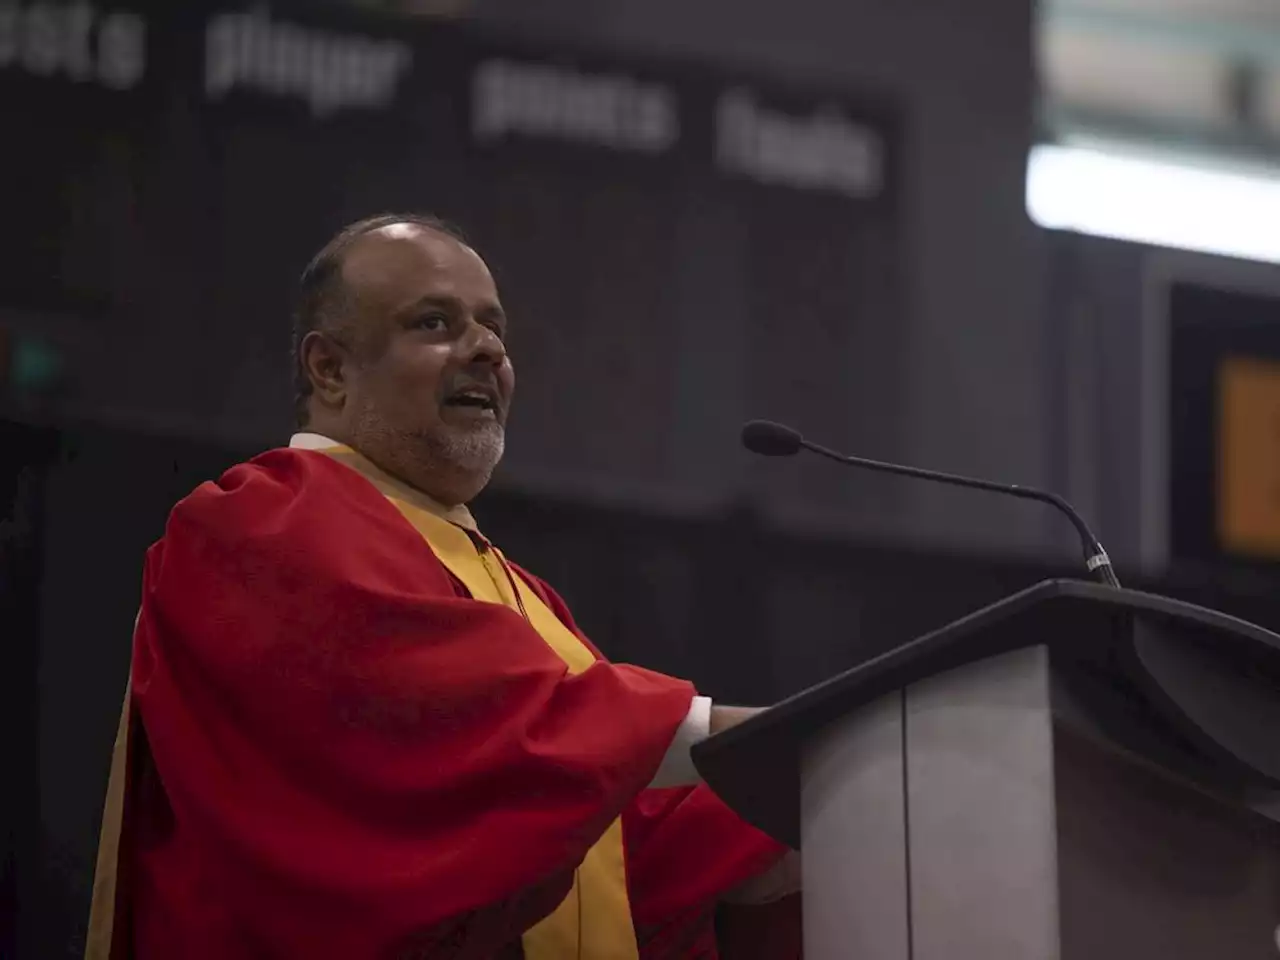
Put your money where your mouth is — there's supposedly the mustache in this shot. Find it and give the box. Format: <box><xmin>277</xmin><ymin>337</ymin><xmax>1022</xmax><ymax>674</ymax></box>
<box><xmin>441</xmin><ymin>374</ymin><xmax>501</xmax><ymax>395</ymax></box>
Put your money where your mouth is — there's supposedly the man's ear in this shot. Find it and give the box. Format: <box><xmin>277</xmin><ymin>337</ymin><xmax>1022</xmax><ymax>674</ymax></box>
<box><xmin>300</xmin><ymin>330</ymin><xmax>349</xmax><ymax>408</ymax></box>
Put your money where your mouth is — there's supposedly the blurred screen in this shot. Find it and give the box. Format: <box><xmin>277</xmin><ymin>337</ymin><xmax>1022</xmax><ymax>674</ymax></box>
<box><xmin>1216</xmin><ymin>356</ymin><xmax>1280</xmax><ymax>558</ymax></box>
<box><xmin>1169</xmin><ymin>280</ymin><xmax>1280</xmax><ymax>565</ymax></box>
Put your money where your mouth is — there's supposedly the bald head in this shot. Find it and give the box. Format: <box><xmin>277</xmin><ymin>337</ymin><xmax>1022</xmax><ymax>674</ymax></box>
<box><xmin>293</xmin><ymin>215</ymin><xmax>515</xmax><ymax>505</ymax></box>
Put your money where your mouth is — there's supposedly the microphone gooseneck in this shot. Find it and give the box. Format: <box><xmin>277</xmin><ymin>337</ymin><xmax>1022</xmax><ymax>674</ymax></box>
<box><xmin>741</xmin><ymin>419</ymin><xmax>1121</xmax><ymax>587</ymax></box>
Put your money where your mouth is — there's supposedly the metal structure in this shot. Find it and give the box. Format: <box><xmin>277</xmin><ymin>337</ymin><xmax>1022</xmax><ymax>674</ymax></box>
<box><xmin>1043</xmin><ymin>0</ymin><xmax>1280</xmax><ymax>155</ymax></box>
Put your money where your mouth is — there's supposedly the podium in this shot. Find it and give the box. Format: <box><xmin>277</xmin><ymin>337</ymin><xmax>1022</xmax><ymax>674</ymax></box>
<box><xmin>693</xmin><ymin>579</ymin><xmax>1280</xmax><ymax>959</ymax></box>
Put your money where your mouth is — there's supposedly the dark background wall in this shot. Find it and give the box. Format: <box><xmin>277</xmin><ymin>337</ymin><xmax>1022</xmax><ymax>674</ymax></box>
<box><xmin>14</xmin><ymin>0</ymin><xmax>1280</xmax><ymax>957</ymax></box>
<box><xmin>470</xmin><ymin>0</ymin><xmax>1049</xmax><ymax>555</ymax></box>
<box><xmin>1</xmin><ymin>0</ymin><xmax>1049</xmax><ymax>954</ymax></box>
<box><xmin>2</xmin><ymin>0</ymin><xmax>1050</xmax><ymax>952</ymax></box>
<box><xmin>1</xmin><ymin>0</ymin><xmax>1048</xmax><ymax>553</ymax></box>
<box><xmin>2</xmin><ymin>0</ymin><xmax>908</xmax><ymax>538</ymax></box>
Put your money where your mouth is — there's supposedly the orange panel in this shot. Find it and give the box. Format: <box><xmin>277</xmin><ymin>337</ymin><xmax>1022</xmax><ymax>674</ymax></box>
<box><xmin>1217</xmin><ymin>356</ymin><xmax>1280</xmax><ymax>557</ymax></box>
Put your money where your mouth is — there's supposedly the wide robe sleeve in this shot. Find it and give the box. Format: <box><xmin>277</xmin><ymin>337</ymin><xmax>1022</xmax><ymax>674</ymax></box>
<box><xmin>129</xmin><ymin>449</ymin><xmax>696</xmax><ymax>959</ymax></box>
<box><xmin>517</xmin><ymin>568</ymin><xmax>799</xmax><ymax>960</ymax></box>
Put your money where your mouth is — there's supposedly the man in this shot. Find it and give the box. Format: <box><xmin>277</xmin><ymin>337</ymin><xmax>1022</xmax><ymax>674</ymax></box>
<box><xmin>85</xmin><ymin>214</ymin><xmax>800</xmax><ymax>959</ymax></box>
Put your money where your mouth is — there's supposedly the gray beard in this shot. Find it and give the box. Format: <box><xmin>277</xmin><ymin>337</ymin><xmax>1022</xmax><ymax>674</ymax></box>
<box><xmin>347</xmin><ymin>394</ymin><xmax>507</xmax><ymax>503</ymax></box>
<box><xmin>428</xmin><ymin>422</ymin><xmax>506</xmax><ymax>479</ymax></box>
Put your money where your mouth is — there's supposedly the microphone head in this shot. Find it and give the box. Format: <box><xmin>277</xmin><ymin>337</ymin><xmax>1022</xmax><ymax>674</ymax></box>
<box><xmin>741</xmin><ymin>420</ymin><xmax>804</xmax><ymax>457</ymax></box>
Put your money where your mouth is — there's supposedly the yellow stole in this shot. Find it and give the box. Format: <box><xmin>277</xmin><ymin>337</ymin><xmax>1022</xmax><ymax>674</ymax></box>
<box><xmin>84</xmin><ymin>447</ymin><xmax>640</xmax><ymax>960</ymax></box>
<box><xmin>319</xmin><ymin>446</ymin><xmax>640</xmax><ymax>960</ymax></box>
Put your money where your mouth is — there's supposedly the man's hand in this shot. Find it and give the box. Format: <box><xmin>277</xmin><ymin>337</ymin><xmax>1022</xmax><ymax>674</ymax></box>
<box><xmin>709</xmin><ymin>706</ymin><xmax>765</xmax><ymax>735</ymax></box>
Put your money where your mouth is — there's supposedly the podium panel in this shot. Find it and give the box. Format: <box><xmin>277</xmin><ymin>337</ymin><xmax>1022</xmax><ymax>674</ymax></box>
<box><xmin>799</xmin><ymin>644</ymin><xmax>1280</xmax><ymax>960</ymax></box>
<box><xmin>801</xmin><ymin>695</ymin><xmax>908</xmax><ymax>959</ymax></box>
<box><xmin>906</xmin><ymin>645</ymin><xmax>1059</xmax><ymax>960</ymax></box>
<box><xmin>1056</xmin><ymin>728</ymin><xmax>1280</xmax><ymax>959</ymax></box>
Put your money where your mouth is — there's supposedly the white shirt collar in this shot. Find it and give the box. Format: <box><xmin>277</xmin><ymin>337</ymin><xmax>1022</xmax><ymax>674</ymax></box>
<box><xmin>289</xmin><ymin>432</ymin><xmax>343</xmax><ymax>451</ymax></box>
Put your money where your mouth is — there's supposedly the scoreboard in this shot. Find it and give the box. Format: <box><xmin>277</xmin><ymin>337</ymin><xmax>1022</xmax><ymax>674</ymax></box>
<box><xmin>0</xmin><ymin>0</ymin><xmax>901</xmax><ymax>519</ymax></box>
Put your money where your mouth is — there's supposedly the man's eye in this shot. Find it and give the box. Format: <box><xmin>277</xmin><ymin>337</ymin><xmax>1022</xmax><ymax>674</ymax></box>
<box><xmin>414</xmin><ymin>314</ymin><xmax>447</xmax><ymax>330</ymax></box>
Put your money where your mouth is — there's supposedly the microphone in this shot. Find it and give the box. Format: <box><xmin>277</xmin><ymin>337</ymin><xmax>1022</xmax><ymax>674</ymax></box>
<box><xmin>741</xmin><ymin>419</ymin><xmax>1120</xmax><ymax>587</ymax></box>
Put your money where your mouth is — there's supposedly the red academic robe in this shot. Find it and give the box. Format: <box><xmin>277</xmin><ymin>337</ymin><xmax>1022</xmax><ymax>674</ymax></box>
<box><xmin>117</xmin><ymin>448</ymin><xmax>797</xmax><ymax>959</ymax></box>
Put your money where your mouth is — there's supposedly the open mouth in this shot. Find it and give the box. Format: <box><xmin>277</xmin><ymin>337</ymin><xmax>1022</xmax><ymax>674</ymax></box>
<box><xmin>442</xmin><ymin>388</ymin><xmax>499</xmax><ymax>413</ymax></box>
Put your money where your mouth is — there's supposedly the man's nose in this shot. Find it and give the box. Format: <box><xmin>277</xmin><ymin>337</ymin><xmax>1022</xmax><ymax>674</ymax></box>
<box><xmin>458</xmin><ymin>320</ymin><xmax>506</xmax><ymax>366</ymax></box>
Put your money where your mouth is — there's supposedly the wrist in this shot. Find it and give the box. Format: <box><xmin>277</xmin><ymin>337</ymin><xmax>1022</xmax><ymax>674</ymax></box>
<box><xmin>709</xmin><ymin>705</ymin><xmax>763</xmax><ymax>735</ymax></box>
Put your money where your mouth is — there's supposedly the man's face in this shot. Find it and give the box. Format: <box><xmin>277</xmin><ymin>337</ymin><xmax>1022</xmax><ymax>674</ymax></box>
<box><xmin>331</xmin><ymin>224</ymin><xmax>516</xmax><ymax>505</ymax></box>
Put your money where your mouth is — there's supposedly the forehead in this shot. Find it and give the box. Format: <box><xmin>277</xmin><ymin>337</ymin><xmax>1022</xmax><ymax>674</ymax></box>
<box><xmin>339</xmin><ymin>224</ymin><xmax>499</xmax><ymax>313</ymax></box>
